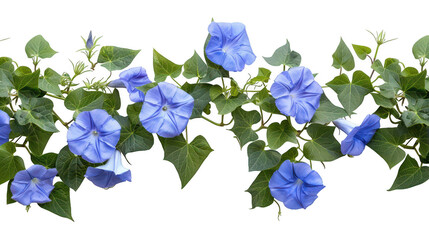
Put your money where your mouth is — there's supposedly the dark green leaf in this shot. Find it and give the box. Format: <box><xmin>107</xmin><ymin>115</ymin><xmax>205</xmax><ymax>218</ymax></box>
<box><xmin>159</xmin><ymin>135</ymin><xmax>213</xmax><ymax>188</ymax></box>
<box><xmin>399</xmin><ymin>70</ymin><xmax>426</xmax><ymax>93</ymax></box>
<box><xmin>352</xmin><ymin>44</ymin><xmax>371</xmax><ymax>60</ymax></box>
<box><xmin>126</xmin><ymin>102</ymin><xmax>143</xmax><ymax>125</ymax></box>
<box><xmin>250</xmin><ymin>88</ymin><xmax>281</xmax><ymax>114</ymax></box>
<box><xmin>31</xmin><ymin>152</ymin><xmax>57</xmax><ymax>168</ymax></box>
<box><xmin>56</xmin><ymin>146</ymin><xmax>87</xmax><ymax>191</ymax></box>
<box><xmin>246</xmin><ymin>169</ymin><xmax>275</xmax><ymax>208</ymax></box>
<box><xmin>303</xmin><ymin>124</ymin><xmax>342</xmax><ymax>161</ymax></box>
<box><xmin>247</xmin><ymin>140</ymin><xmax>281</xmax><ymax>171</ymax></box>
<box><xmin>401</xmin><ymin>67</ymin><xmax>419</xmax><ymax>77</ymax></box>
<box><xmin>0</xmin><ymin>143</ymin><xmax>25</xmax><ymax>185</ymax></box>
<box><xmin>230</xmin><ymin>107</ymin><xmax>261</xmax><ymax>148</ymax></box>
<box><xmin>213</xmin><ymin>93</ymin><xmax>247</xmax><ymax>115</ymax></box>
<box><xmin>27</xmin><ymin>125</ymin><xmax>53</xmax><ymax>156</ymax></box>
<box><xmin>332</xmin><ymin>38</ymin><xmax>355</xmax><ymax>71</ymax></box>
<box><xmin>114</xmin><ymin>116</ymin><xmax>154</xmax><ymax>155</ymax></box>
<box><xmin>0</xmin><ymin>59</ymin><xmax>13</xmax><ymax>97</ymax></box>
<box><xmin>401</xmin><ymin>99</ymin><xmax>429</xmax><ymax>127</ymax></box>
<box><xmin>371</xmin><ymin>93</ymin><xmax>396</xmax><ymax>108</ymax></box>
<box><xmin>264</xmin><ymin>40</ymin><xmax>301</xmax><ymax>67</ymax></box>
<box><xmin>267</xmin><ymin>120</ymin><xmax>297</xmax><ymax>149</ymax></box>
<box><xmin>327</xmin><ymin>71</ymin><xmax>373</xmax><ymax>115</ymax></box>
<box><xmin>39</xmin><ymin>182</ymin><xmax>73</xmax><ymax>221</ymax></box>
<box><xmin>153</xmin><ymin>49</ymin><xmax>182</xmax><ymax>82</ymax></box>
<box><xmin>281</xmin><ymin>147</ymin><xmax>299</xmax><ymax>162</ymax></box>
<box><xmin>15</xmin><ymin>97</ymin><xmax>58</xmax><ymax>132</ymax></box>
<box><xmin>39</xmin><ymin>68</ymin><xmax>61</xmax><ymax>95</ymax></box>
<box><xmin>389</xmin><ymin>155</ymin><xmax>429</xmax><ymax>190</ymax></box>
<box><xmin>6</xmin><ymin>180</ymin><xmax>15</xmax><ymax>204</ymax></box>
<box><xmin>412</xmin><ymin>35</ymin><xmax>429</xmax><ymax>59</ymax></box>
<box><xmin>12</xmin><ymin>67</ymin><xmax>39</xmax><ymax>91</ymax></box>
<box><xmin>183</xmin><ymin>51</ymin><xmax>207</xmax><ymax>79</ymax></box>
<box><xmin>25</xmin><ymin>35</ymin><xmax>57</xmax><ymax>59</ymax></box>
<box><xmin>406</xmin><ymin>125</ymin><xmax>429</xmax><ymax>157</ymax></box>
<box><xmin>311</xmin><ymin>93</ymin><xmax>348</xmax><ymax>124</ymax></box>
<box><xmin>97</xmin><ymin>46</ymin><xmax>140</xmax><ymax>71</ymax></box>
<box><xmin>367</xmin><ymin>128</ymin><xmax>407</xmax><ymax>168</ymax></box>
<box><xmin>181</xmin><ymin>83</ymin><xmax>212</xmax><ymax>119</ymax></box>
<box><xmin>64</xmin><ymin>88</ymin><xmax>104</xmax><ymax>116</ymax></box>
<box><xmin>102</xmin><ymin>89</ymin><xmax>121</xmax><ymax>115</ymax></box>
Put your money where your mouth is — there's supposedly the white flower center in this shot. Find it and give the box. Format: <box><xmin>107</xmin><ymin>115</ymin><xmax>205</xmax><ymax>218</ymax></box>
<box><xmin>31</xmin><ymin>178</ymin><xmax>39</xmax><ymax>184</ymax></box>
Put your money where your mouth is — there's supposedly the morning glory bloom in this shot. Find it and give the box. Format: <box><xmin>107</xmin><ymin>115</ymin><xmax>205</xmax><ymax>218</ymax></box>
<box><xmin>10</xmin><ymin>165</ymin><xmax>57</xmax><ymax>206</ymax></box>
<box><xmin>205</xmin><ymin>22</ymin><xmax>256</xmax><ymax>72</ymax></box>
<box><xmin>86</xmin><ymin>31</ymin><xmax>94</xmax><ymax>49</ymax></box>
<box><xmin>333</xmin><ymin>114</ymin><xmax>381</xmax><ymax>156</ymax></box>
<box><xmin>0</xmin><ymin>110</ymin><xmax>11</xmax><ymax>146</ymax></box>
<box><xmin>85</xmin><ymin>150</ymin><xmax>131</xmax><ymax>188</ymax></box>
<box><xmin>109</xmin><ymin>67</ymin><xmax>151</xmax><ymax>102</ymax></box>
<box><xmin>139</xmin><ymin>82</ymin><xmax>194</xmax><ymax>138</ymax></box>
<box><xmin>67</xmin><ymin>109</ymin><xmax>121</xmax><ymax>164</ymax></box>
<box><xmin>269</xmin><ymin>160</ymin><xmax>325</xmax><ymax>210</ymax></box>
<box><xmin>270</xmin><ymin>66</ymin><xmax>323</xmax><ymax>124</ymax></box>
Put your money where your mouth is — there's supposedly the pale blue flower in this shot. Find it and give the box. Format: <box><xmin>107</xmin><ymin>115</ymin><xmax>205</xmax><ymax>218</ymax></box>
<box><xmin>109</xmin><ymin>67</ymin><xmax>151</xmax><ymax>102</ymax></box>
<box><xmin>11</xmin><ymin>165</ymin><xmax>57</xmax><ymax>206</ymax></box>
<box><xmin>139</xmin><ymin>82</ymin><xmax>194</xmax><ymax>138</ymax></box>
<box><xmin>333</xmin><ymin>114</ymin><xmax>381</xmax><ymax>156</ymax></box>
<box><xmin>85</xmin><ymin>150</ymin><xmax>131</xmax><ymax>188</ymax></box>
<box><xmin>67</xmin><ymin>109</ymin><xmax>121</xmax><ymax>163</ymax></box>
<box><xmin>269</xmin><ymin>160</ymin><xmax>325</xmax><ymax>210</ymax></box>
<box><xmin>271</xmin><ymin>67</ymin><xmax>323</xmax><ymax>124</ymax></box>
<box><xmin>205</xmin><ymin>22</ymin><xmax>256</xmax><ymax>72</ymax></box>
<box><xmin>0</xmin><ymin>110</ymin><xmax>10</xmax><ymax>146</ymax></box>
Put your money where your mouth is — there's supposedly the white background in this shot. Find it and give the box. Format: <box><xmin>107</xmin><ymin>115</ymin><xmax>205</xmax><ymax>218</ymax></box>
<box><xmin>0</xmin><ymin>0</ymin><xmax>428</xmax><ymax>239</ymax></box>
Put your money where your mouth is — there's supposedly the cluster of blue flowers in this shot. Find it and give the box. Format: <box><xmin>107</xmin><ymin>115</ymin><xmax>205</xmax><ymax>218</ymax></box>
<box><xmin>0</xmin><ymin>21</ymin><xmax>382</xmax><ymax>211</ymax></box>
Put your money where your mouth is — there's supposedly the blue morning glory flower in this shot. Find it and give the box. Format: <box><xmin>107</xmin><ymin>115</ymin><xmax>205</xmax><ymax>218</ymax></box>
<box><xmin>205</xmin><ymin>22</ymin><xmax>256</xmax><ymax>72</ymax></box>
<box><xmin>85</xmin><ymin>150</ymin><xmax>131</xmax><ymax>188</ymax></box>
<box><xmin>86</xmin><ymin>31</ymin><xmax>94</xmax><ymax>49</ymax></box>
<box><xmin>139</xmin><ymin>82</ymin><xmax>194</xmax><ymax>138</ymax></box>
<box><xmin>10</xmin><ymin>165</ymin><xmax>57</xmax><ymax>206</ymax></box>
<box><xmin>0</xmin><ymin>110</ymin><xmax>11</xmax><ymax>146</ymax></box>
<box><xmin>269</xmin><ymin>160</ymin><xmax>325</xmax><ymax>210</ymax></box>
<box><xmin>109</xmin><ymin>67</ymin><xmax>151</xmax><ymax>102</ymax></box>
<box><xmin>333</xmin><ymin>114</ymin><xmax>381</xmax><ymax>156</ymax></box>
<box><xmin>67</xmin><ymin>109</ymin><xmax>121</xmax><ymax>164</ymax></box>
<box><xmin>270</xmin><ymin>66</ymin><xmax>323</xmax><ymax>124</ymax></box>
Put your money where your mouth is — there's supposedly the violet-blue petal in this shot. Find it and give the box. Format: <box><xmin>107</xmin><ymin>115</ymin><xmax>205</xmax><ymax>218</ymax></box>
<box><xmin>269</xmin><ymin>160</ymin><xmax>324</xmax><ymax>210</ymax></box>
<box><xmin>270</xmin><ymin>67</ymin><xmax>323</xmax><ymax>124</ymax></box>
<box><xmin>11</xmin><ymin>165</ymin><xmax>57</xmax><ymax>206</ymax></box>
<box><xmin>108</xmin><ymin>79</ymin><xmax>126</xmax><ymax>88</ymax></box>
<box><xmin>67</xmin><ymin>109</ymin><xmax>121</xmax><ymax>163</ymax></box>
<box><xmin>0</xmin><ymin>110</ymin><xmax>11</xmax><ymax>146</ymax></box>
<box><xmin>86</xmin><ymin>31</ymin><xmax>94</xmax><ymax>49</ymax></box>
<box><xmin>113</xmin><ymin>67</ymin><xmax>151</xmax><ymax>102</ymax></box>
<box><xmin>139</xmin><ymin>82</ymin><xmax>194</xmax><ymax>138</ymax></box>
<box><xmin>205</xmin><ymin>22</ymin><xmax>256</xmax><ymax>72</ymax></box>
<box><xmin>85</xmin><ymin>150</ymin><xmax>131</xmax><ymax>188</ymax></box>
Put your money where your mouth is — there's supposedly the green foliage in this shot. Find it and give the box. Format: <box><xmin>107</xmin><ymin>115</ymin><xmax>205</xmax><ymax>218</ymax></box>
<box><xmin>0</xmin><ymin>143</ymin><xmax>25</xmax><ymax>185</ymax></box>
<box><xmin>25</xmin><ymin>35</ymin><xmax>57</xmax><ymax>59</ymax></box>
<box><xmin>249</xmin><ymin>68</ymin><xmax>271</xmax><ymax>85</ymax></box>
<box><xmin>311</xmin><ymin>94</ymin><xmax>348</xmax><ymax>124</ymax></box>
<box><xmin>15</xmin><ymin>97</ymin><xmax>58</xmax><ymax>133</ymax></box>
<box><xmin>56</xmin><ymin>146</ymin><xmax>88</xmax><ymax>191</ymax></box>
<box><xmin>213</xmin><ymin>93</ymin><xmax>247</xmax><ymax>115</ymax></box>
<box><xmin>12</xmin><ymin>67</ymin><xmax>39</xmax><ymax>91</ymax></box>
<box><xmin>114</xmin><ymin>116</ymin><xmax>154</xmax><ymax>155</ymax></box>
<box><xmin>97</xmin><ymin>46</ymin><xmax>140</xmax><ymax>71</ymax></box>
<box><xmin>40</xmin><ymin>68</ymin><xmax>62</xmax><ymax>95</ymax></box>
<box><xmin>102</xmin><ymin>89</ymin><xmax>121</xmax><ymax>115</ymax></box>
<box><xmin>39</xmin><ymin>182</ymin><xmax>73</xmax><ymax>221</ymax></box>
<box><xmin>153</xmin><ymin>49</ymin><xmax>182</xmax><ymax>82</ymax></box>
<box><xmin>367</xmin><ymin>128</ymin><xmax>408</xmax><ymax>168</ymax></box>
<box><xmin>64</xmin><ymin>88</ymin><xmax>104</xmax><ymax>116</ymax></box>
<box><xmin>412</xmin><ymin>35</ymin><xmax>429</xmax><ymax>59</ymax></box>
<box><xmin>389</xmin><ymin>155</ymin><xmax>429</xmax><ymax>191</ymax></box>
<box><xmin>230</xmin><ymin>107</ymin><xmax>261</xmax><ymax>148</ymax></box>
<box><xmin>303</xmin><ymin>124</ymin><xmax>342</xmax><ymax>161</ymax></box>
<box><xmin>264</xmin><ymin>40</ymin><xmax>301</xmax><ymax>67</ymax></box>
<box><xmin>159</xmin><ymin>135</ymin><xmax>213</xmax><ymax>188</ymax></box>
<box><xmin>31</xmin><ymin>152</ymin><xmax>57</xmax><ymax>168</ymax></box>
<box><xmin>332</xmin><ymin>38</ymin><xmax>355</xmax><ymax>71</ymax></box>
<box><xmin>183</xmin><ymin>51</ymin><xmax>208</xmax><ymax>79</ymax></box>
<box><xmin>247</xmin><ymin>140</ymin><xmax>281</xmax><ymax>171</ymax></box>
<box><xmin>267</xmin><ymin>120</ymin><xmax>297</xmax><ymax>149</ymax></box>
<box><xmin>246</xmin><ymin>169</ymin><xmax>275</xmax><ymax>208</ymax></box>
<box><xmin>401</xmin><ymin>99</ymin><xmax>429</xmax><ymax>127</ymax></box>
<box><xmin>181</xmin><ymin>83</ymin><xmax>212</xmax><ymax>119</ymax></box>
<box><xmin>352</xmin><ymin>44</ymin><xmax>371</xmax><ymax>60</ymax></box>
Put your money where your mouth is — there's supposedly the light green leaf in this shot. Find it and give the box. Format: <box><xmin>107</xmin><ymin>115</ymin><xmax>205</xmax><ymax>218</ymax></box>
<box><xmin>250</xmin><ymin>88</ymin><xmax>281</xmax><ymax>114</ymax></box>
<box><xmin>159</xmin><ymin>135</ymin><xmax>213</xmax><ymax>188</ymax></box>
<box><xmin>7</xmin><ymin>180</ymin><xmax>15</xmax><ymax>204</ymax></box>
<box><xmin>267</xmin><ymin>120</ymin><xmax>297</xmax><ymax>149</ymax></box>
<box><xmin>213</xmin><ymin>93</ymin><xmax>247</xmax><ymax>115</ymax></box>
<box><xmin>246</xmin><ymin>169</ymin><xmax>275</xmax><ymax>208</ymax></box>
<box><xmin>39</xmin><ymin>68</ymin><xmax>61</xmax><ymax>95</ymax></box>
<box><xmin>311</xmin><ymin>93</ymin><xmax>348</xmax><ymax>124</ymax></box>
<box><xmin>327</xmin><ymin>71</ymin><xmax>373</xmax><ymax>115</ymax></box>
<box><xmin>332</xmin><ymin>38</ymin><xmax>355</xmax><ymax>71</ymax></box>
<box><xmin>399</xmin><ymin>69</ymin><xmax>426</xmax><ymax>93</ymax></box>
<box><xmin>15</xmin><ymin>97</ymin><xmax>58</xmax><ymax>133</ymax></box>
<box><xmin>230</xmin><ymin>107</ymin><xmax>261</xmax><ymax>148</ymax></box>
<box><xmin>401</xmin><ymin>99</ymin><xmax>429</xmax><ymax>127</ymax></box>
<box><xmin>412</xmin><ymin>35</ymin><xmax>429</xmax><ymax>59</ymax></box>
<box><xmin>264</xmin><ymin>40</ymin><xmax>301</xmax><ymax>67</ymax></box>
<box><xmin>64</xmin><ymin>88</ymin><xmax>104</xmax><ymax>115</ymax></box>
<box><xmin>303</xmin><ymin>124</ymin><xmax>342</xmax><ymax>161</ymax></box>
<box><xmin>25</xmin><ymin>35</ymin><xmax>57</xmax><ymax>59</ymax></box>
<box><xmin>0</xmin><ymin>143</ymin><xmax>25</xmax><ymax>185</ymax></box>
<box><xmin>183</xmin><ymin>51</ymin><xmax>207</xmax><ymax>79</ymax></box>
<box><xmin>389</xmin><ymin>155</ymin><xmax>429</xmax><ymax>190</ymax></box>
<box><xmin>367</xmin><ymin>127</ymin><xmax>407</xmax><ymax>168</ymax></box>
<box><xmin>249</xmin><ymin>68</ymin><xmax>272</xmax><ymax>85</ymax></box>
<box><xmin>352</xmin><ymin>44</ymin><xmax>371</xmax><ymax>60</ymax></box>
<box><xmin>31</xmin><ymin>152</ymin><xmax>57</xmax><ymax>168</ymax></box>
<box><xmin>39</xmin><ymin>182</ymin><xmax>73</xmax><ymax>221</ymax></box>
<box><xmin>12</xmin><ymin>67</ymin><xmax>39</xmax><ymax>91</ymax></box>
<box><xmin>97</xmin><ymin>46</ymin><xmax>140</xmax><ymax>71</ymax></box>
<box><xmin>56</xmin><ymin>146</ymin><xmax>87</xmax><ymax>191</ymax></box>
<box><xmin>114</xmin><ymin>116</ymin><xmax>154</xmax><ymax>155</ymax></box>
<box><xmin>0</xmin><ymin>58</ymin><xmax>14</xmax><ymax>97</ymax></box>
<box><xmin>153</xmin><ymin>49</ymin><xmax>182</xmax><ymax>82</ymax></box>
<box><xmin>371</xmin><ymin>93</ymin><xmax>396</xmax><ymax>108</ymax></box>
<box><xmin>247</xmin><ymin>140</ymin><xmax>281</xmax><ymax>171</ymax></box>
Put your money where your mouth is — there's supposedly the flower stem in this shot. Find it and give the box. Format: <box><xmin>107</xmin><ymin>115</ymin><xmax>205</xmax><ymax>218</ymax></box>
<box><xmin>46</xmin><ymin>92</ymin><xmax>65</xmax><ymax>100</ymax></box>
<box><xmin>273</xmin><ymin>199</ymin><xmax>282</xmax><ymax>220</ymax></box>
<box><xmin>53</xmin><ymin>110</ymin><xmax>69</xmax><ymax>129</ymax></box>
